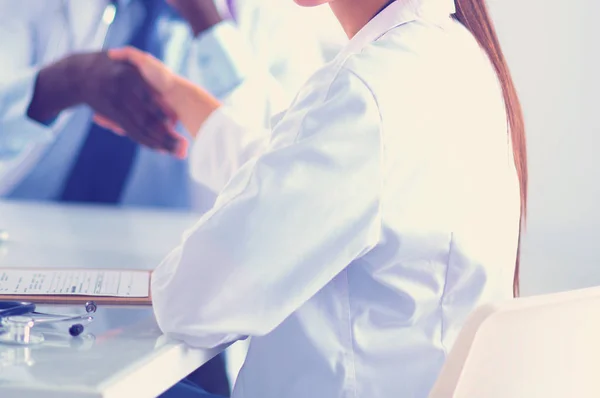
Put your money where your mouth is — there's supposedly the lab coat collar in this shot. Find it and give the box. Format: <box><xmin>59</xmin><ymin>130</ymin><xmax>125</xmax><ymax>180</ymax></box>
<box><xmin>343</xmin><ymin>0</ymin><xmax>456</xmax><ymax>55</ymax></box>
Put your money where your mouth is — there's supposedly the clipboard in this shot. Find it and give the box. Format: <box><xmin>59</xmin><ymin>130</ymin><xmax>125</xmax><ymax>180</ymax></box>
<box><xmin>0</xmin><ymin>294</ymin><xmax>152</xmax><ymax>306</ymax></box>
<box><xmin>0</xmin><ymin>268</ymin><xmax>153</xmax><ymax>306</ymax></box>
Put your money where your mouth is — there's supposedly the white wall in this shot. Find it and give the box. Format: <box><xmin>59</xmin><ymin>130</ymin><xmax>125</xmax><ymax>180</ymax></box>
<box><xmin>489</xmin><ymin>0</ymin><xmax>600</xmax><ymax>295</ymax></box>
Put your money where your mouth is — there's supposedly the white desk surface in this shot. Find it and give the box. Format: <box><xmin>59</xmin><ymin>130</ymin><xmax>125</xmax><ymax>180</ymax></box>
<box><xmin>0</xmin><ymin>200</ymin><xmax>218</xmax><ymax>398</ymax></box>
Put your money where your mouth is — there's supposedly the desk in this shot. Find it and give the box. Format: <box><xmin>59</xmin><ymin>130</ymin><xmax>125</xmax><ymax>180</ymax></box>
<box><xmin>0</xmin><ymin>200</ymin><xmax>219</xmax><ymax>398</ymax></box>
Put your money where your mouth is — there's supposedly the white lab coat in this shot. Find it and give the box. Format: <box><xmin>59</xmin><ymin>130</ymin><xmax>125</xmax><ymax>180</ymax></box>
<box><xmin>152</xmin><ymin>0</ymin><xmax>522</xmax><ymax>397</ymax></box>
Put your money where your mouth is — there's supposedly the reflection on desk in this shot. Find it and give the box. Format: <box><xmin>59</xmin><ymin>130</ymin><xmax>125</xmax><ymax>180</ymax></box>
<box><xmin>0</xmin><ymin>200</ymin><xmax>199</xmax><ymax>269</ymax></box>
<box><xmin>1</xmin><ymin>309</ymin><xmax>156</xmax><ymax>385</ymax></box>
<box><xmin>0</xmin><ymin>332</ymin><xmax>96</xmax><ymax>370</ymax></box>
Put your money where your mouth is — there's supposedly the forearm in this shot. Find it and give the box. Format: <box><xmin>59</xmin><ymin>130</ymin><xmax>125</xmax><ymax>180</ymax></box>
<box><xmin>26</xmin><ymin>56</ymin><xmax>82</xmax><ymax>123</ymax></box>
<box><xmin>168</xmin><ymin>0</ymin><xmax>223</xmax><ymax>37</ymax></box>
<box><xmin>171</xmin><ymin>76</ymin><xmax>220</xmax><ymax>137</ymax></box>
<box><xmin>187</xmin><ymin>9</ymin><xmax>222</xmax><ymax>37</ymax></box>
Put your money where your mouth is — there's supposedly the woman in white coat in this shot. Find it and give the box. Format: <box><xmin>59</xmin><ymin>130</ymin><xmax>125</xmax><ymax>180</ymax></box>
<box><xmin>108</xmin><ymin>0</ymin><xmax>527</xmax><ymax>396</ymax></box>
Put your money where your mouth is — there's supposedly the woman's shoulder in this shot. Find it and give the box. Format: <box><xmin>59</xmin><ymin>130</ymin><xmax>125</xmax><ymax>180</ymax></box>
<box><xmin>284</xmin><ymin>60</ymin><xmax>381</xmax><ymax>119</ymax></box>
<box><xmin>285</xmin><ymin>19</ymin><xmax>448</xmax><ymax>113</ymax></box>
<box><xmin>338</xmin><ymin>18</ymin><xmax>502</xmax><ymax>114</ymax></box>
<box><xmin>266</xmin><ymin>61</ymin><xmax>383</xmax><ymax>148</ymax></box>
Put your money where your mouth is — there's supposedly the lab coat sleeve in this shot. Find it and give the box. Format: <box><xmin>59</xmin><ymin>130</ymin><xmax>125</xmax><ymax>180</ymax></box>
<box><xmin>178</xmin><ymin>20</ymin><xmax>288</xmax><ymax>193</ymax></box>
<box><xmin>151</xmin><ymin>69</ymin><xmax>383</xmax><ymax>348</ymax></box>
<box><xmin>188</xmin><ymin>107</ymin><xmax>272</xmax><ymax>194</ymax></box>
<box><xmin>0</xmin><ymin>19</ymin><xmax>54</xmax><ymax>160</ymax></box>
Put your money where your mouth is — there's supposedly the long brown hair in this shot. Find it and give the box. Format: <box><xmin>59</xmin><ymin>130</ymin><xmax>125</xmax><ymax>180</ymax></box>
<box><xmin>453</xmin><ymin>0</ymin><xmax>527</xmax><ymax>297</ymax></box>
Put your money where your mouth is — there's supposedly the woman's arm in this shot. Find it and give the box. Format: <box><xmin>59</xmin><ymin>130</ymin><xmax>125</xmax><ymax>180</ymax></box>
<box><xmin>167</xmin><ymin>74</ymin><xmax>221</xmax><ymax>137</ymax></box>
<box><xmin>151</xmin><ymin>69</ymin><xmax>383</xmax><ymax>348</ymax></box>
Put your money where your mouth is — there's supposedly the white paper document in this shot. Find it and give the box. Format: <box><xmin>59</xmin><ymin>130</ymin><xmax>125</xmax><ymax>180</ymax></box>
<box><xmin>0</xmin><ymin>269</ymin><xmax>150</xmax><ymax>297</ymax></box>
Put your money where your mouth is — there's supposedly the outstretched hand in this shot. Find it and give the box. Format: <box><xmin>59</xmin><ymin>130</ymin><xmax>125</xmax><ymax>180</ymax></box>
<box><xmin>108</xmin><ymin>47</ymin><xmax>177</xmax><ymax>95</ymax></box>
<box><xmin>28</xmin><ymin>51</ymin><xmax>186</xmax><ymax>156</ymax></box>
<box><xmin>93</xmin><ymin>47</ymin><xmax>187</xmax><ymax>158</ymax></box>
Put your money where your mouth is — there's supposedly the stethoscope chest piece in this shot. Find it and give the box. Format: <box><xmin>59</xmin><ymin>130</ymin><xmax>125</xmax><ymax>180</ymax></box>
<box><xmin>0</xmin><ymin>316</ymin><xmax>44</xmax><ymax>346</ymax></box>
<box><xmin>0</xmin><ymin>301</ymin><xmax>97</xmax><ymax>346</ymax></box>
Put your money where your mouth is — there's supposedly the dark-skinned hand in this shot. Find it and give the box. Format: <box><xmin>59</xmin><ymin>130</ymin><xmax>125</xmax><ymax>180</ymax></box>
<box><xmin>27</xmin><ymin>51</ymin><xmax>185</xmax><ymax>156</ymax></box>
<box><xmin>166</xmin><ymin>0</ymin><xmax>223</xmax><ymax>36</ymax></box>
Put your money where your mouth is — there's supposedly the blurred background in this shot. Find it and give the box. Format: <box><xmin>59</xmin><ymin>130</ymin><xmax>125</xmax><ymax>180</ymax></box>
<box><xmin>488</xmin><ymin>0</ymin><xmax>600</xmax><ymax>295</ymax></box>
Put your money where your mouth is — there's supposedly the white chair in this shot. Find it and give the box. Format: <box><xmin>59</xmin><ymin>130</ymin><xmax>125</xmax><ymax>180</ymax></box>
<box><xmin>429</xmin><ymin>286</ymin><xmax>600</xmax><ymax>398</ymax></box>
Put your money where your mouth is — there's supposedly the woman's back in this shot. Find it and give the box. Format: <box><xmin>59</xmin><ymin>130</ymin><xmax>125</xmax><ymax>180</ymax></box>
<box><xmin>233</xmin><ymin>2</ymin><xmax>520</xmax><ymax>398</ymax></box>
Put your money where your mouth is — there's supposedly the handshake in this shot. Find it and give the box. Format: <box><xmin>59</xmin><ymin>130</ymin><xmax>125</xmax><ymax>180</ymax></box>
<box><xmin>28</xmin><ymin>47</ymin><xmax>219</xmax><ymax>160</ymax></box>
<box><xmin>27</xmin><ymin>0</ymin><xmax>225</xmax><ymax>160</ymax></box>
<box><xmin>95</xmin><ymin>48</ymin><xmax>221</xmax><ymax>159</ymax></box>
<box><xmin>95</xmin><ymin>47</ymin><xmax>221</xmax><ymax>159</ymax></box>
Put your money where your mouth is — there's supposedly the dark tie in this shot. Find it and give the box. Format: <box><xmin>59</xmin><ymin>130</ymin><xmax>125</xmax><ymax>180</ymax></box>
<box><xmin>59</xmin><ymin>1</ymin><xmax>165</xmax><ymax>204</ymax></box>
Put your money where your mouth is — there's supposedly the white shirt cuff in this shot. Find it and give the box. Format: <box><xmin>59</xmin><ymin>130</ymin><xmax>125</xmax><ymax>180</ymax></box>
<box><xmin>186</xmin><ymin>21</ymin><xmax>256</xmax><ymax>99</ymax></box>
<box><xmin>0</xmin><ymin>69</ymin><xmax>54</xmax><ymax>159</ymax></box>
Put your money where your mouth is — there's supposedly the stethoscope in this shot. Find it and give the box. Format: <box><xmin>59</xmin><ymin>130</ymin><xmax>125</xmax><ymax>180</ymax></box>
<box><xmin>0</xmin><ymin>301</ymin><xmax>97</xmax><ymax>346</ymax></box>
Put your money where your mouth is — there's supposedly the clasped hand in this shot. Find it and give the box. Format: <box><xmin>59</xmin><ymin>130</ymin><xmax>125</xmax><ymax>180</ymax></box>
<box><xmin>93</xmin><ymin>0</ymin><xmax>222</xmax><ymax>159</ymax></box>
<box><xmin>94</xmin><ymin>47</ymin><xmax>220</xmax><ymax>159</ymax></box>
<box><xmin>25</xmin><ymin>1</ymin><xmax>223</xmax><ymax>159</ymax></box>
